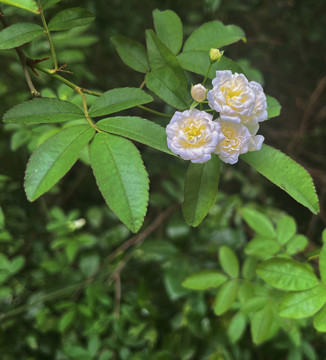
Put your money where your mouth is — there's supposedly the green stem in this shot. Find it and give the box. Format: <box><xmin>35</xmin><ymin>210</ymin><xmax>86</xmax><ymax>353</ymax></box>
<box><xmin>38</xmin><ymin>1</ymin><xmax>58</xmax><ymax>71</ymax></box>
<box><xmin>137</xmin><ymin>105</ymin><xmax>171</xmax><ymax>118</ymax></box>
<box><xmin>202</xmin><ymin>63</ymin><xmax>212</xmax><ymax>86</ymax></box>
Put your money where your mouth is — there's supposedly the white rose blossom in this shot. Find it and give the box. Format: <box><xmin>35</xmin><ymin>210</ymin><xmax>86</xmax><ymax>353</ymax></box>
<box><xmin>214</xmin><ymin>119</ymin><xmax>264</xmax><ymax>164</ymax></box>
<box><xmin>191</xmin><ymin>84</ymin><xmax>207</xmax><ymax>102</ymax></box>
<box><xmin>207</xmin><ymin>70</ymin><xmax>268</xmax><ymax>125</ymax></box>
<box><xmin>166</xmin><ymin>109</ymin><xmax>224</xmax><ymax>164</ymax></box>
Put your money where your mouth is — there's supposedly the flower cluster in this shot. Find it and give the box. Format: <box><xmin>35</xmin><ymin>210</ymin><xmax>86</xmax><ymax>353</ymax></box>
<box><xmin>166</xmin><ymin>70</ymin><xmax>267</xmax><ymax>164</ymax></box>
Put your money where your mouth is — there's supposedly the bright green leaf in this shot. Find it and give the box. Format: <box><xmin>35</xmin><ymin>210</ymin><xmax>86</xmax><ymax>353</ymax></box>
<box><xmin>319</xmin><ymin>243</ymin><xmax>326</xmax><ymax>285</ymax></box>
<box><xmin>89</xmin><ymin>132</ymin><xmax>149</xmax><ymax>232</ymax></box>
<box><xmin>153</xmin><ymin>9</ymin><xmax>183</xmax><ymax>54</ymax></box>
<box><xmin>266</xmin><ymin>95</ymin><xmax>281</xmax><ymax>119</ymax></box>
<box><xmin>48</xmin><ymin>8</ymin><xmax>95</xmax><ymax>31</ymax></box>
<box><xmin>251</xmin><ymin>306</ymin><xmax>279</xmax><ymax>344</ymax></box>
<box><xmin>242</xmin><ymin>145</ymin><xmax>320</xmax><ymax>214</ymax></box>
<box><xmin>59</xmin><ymin>309</ymin><xmax>75</xmax><ymax>332</ymax></box>
<box><xmin>89</xmin><ymin>88</ymin><xmax>153</xmax><ymax>117</ymax></box>
<box><xmin>279</xmin><ymin>284</ymin><xmax>326</xmax><ymax>319</ymax></box>
<box><xmin>97</xmin><ymin>116</ymin><xmax>173</xmax><ymax>155</ymax></box>
<box><xmin>213</xmin><ymin>279</ymin><xmax>238</xmax><ymax>315</ymax></box>
<box><xmin>145</xmin><ymin>66</ymin><xmax>188</xmax><ymax>109</ymax></box>
<box><xmin>182</xmin><ymin>270</ymin><xmax>227</xmax><ymax>290</ymax></box>
<box><xmin>0</xmin><ymin>23</ymin><xmax>43</xmax><ymax>50</ymax></box>
<box><xmin>322</xmin><ymin>229</ymin><xmax>326</xmax><ymax>244</ymax></box>
<box><xmin>183</xmin><ymin>20</ymin><xmax>245</xmax><ymax>52</ymax></box>
<box><xmin>286</xmin><ymin>234</ymin><xmax>308</xmax><ymax>255</ymax></box>
<box><xmin>227</xmin><ymin>312</ymin><xmax>247</xmax><ymax>343</ymax></box>
<box><xmin>177</xmin><ymin>51</ymin><xmax>243</xmax><ymax>78</ymax></box>
<box><xmin>111</xmin><ymin>34</ymin><xmax>149</xmax><ymax>73</ymax></box>
<box><xmin>25</xmin><ymin>125</ymin><xmax>95</xmax><ymax>201</ymax></box>
<box><xmin>276</xmin><ymin>215</ymin><xmax>297</xmax><ymax>245</ymax></box>
<box><xmin>313</xmin><ymin>305</ymin><xmax>326</xmax><ymax>332</ymax></box>
<box><xmin>3</xmin><ymin>98</ymin><xmax>85</xmax><ymax>124</ymax></box>
<box><xmin>245</xmin><ymin>237</ymin><xmax>280</xmax><ymax>259</ymax></box>
<box><xmin>241</xmin><ymin>207</ymin><xmax>275</xmax><ymax>238</ymax></box>
<box><xmin>219</xmin><ymin>245</ymin><xmax>239</xmax><ymax>278</ymax></box>
<box><xmin>182</xmin><ymin>156</ymin><xmax>220</xmax><ymax>227</ymax></box>
<box><xmin>241</xmin><ymin>296</ymin><xmax>266</xmax><ymax>313</ymax></box>
<box><xmin>0</xmin><ymin>0</ymin><xmax>38</xmax><ymax>13</ymax></box>
<box><xmin>242</xmin><ymin>256</ymin><xmax>258</xmax><ymax>280</ymax></box>
<box><xmin>257</xmin><ymin>258</ymin><xmax>319</xmax><ymax>291</ymax></box>
<box><xmin>145</xmin><ymin>29</ymin><xmax>180</xmax><ymax>70</ymax></box>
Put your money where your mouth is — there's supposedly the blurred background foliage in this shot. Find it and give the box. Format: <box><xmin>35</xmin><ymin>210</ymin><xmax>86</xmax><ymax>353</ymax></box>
<box><xmin>0</xmin><ymin>0</ymin><xmax>326</xmax><ymax>359</ymax></box>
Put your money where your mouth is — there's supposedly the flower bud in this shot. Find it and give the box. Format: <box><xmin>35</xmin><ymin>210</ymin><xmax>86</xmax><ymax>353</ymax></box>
<box><xmin>191</xmin><ymin>83</ymin><xmax>207</xmax><ymax>102</ymax></box>
<box><xmin>209</xmin><ymin>48</ymin><xmax>224</xmax><ymax>63</ymax></box>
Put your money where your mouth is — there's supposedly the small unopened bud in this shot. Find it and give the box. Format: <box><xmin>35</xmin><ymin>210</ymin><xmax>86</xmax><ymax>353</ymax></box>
<box><xmin>209</xmin><ymin>48</ymin><xmax>224</xmax><ymax>63</ymax></box>
<box><xmin>191</xmin><ymin>84</ymin><xmax>207</xmax><ymax>102</ymax></box>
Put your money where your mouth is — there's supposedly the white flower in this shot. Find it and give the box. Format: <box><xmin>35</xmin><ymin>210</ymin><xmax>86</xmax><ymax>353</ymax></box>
<box><xmin>207</xmin><ymin>71</ymin><xmax>268</xmax><ymax>125</ymax></box>
<box><xmin>166</xmin><ymin>109</ymin><xmax>224</xmax><ymax>164</ymax></box>
<box><xmin>191</xmin><ymin>84</ymin><xmax>207</xmax><ymax>102</ymax></box>
<box><xmin>214</xmin><ymin>119</ymin><xmax>264</xmax><ymax>164</ymax></box>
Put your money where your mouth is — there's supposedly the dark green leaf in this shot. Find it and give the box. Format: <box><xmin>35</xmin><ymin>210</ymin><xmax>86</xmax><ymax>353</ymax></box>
<box><xmin>242</xmin><ymin>145</ymin><xmax>320</xmax><ymax>214</ymax></box>
<box><xmin>145</xmin><ymin>29</ymin><xmax>180</xmax><ymax>70</ymax></box>
<box><xmin>145</xmin><ymin>66</ymin><xmax>188</xmax><ymax>109</ymax></box>
<box><xmin>3</xmin><ymin>98</ymin><xmax>85</xmax><ymax>124</ymax></box>
<box><xmin>276</xmin><ymin>215</ymin><xmax>296</xmax><ymax>245</ymax></box>
<box><xmin>0</xmin><ymin>207</ymin><xmax>4</xmax><ymax>230</ymax></box>
<box><xmin>219</xmin><ymin>245</ymin><xmax>239</xmax><ymax>278</ymax></box>
<box><xmin>177</xmin><ymin>51</ymin><xmax>243</xmax><ymax>78</ymax></box>
<box><xmin>266</xmin><ymin>95</ymin><xmax>281</xmax><ymax>119</ymax></box>
<box><xmin>89</xmin><ymin>132</ymin><xmax>149</xmax><ymax>232</ymax></box>
<box><xmin>183</xmin><ymin>20</ymin><xmax>245</xmax><ymax>52</ymax></box>
<box><xmin>257</xmin><ymin>258</ymin><xmax>319</xmax><ymax>291</ymax></box>
<box><xmin>213</xmin><ymin>279</ymin><xmax>238</xmax><ymax>315</ymax></box>
<box><xmin>48</xmin><ymin>8</ymin><xmax>95</xmax><ymax>31</ymax></box>
<box><xmin>319</xmin><ymin>243</ymin><xmax>326</xmax><ymax>285</ymax></box>
<box><xmin>182</xmin><ymin>156</ymin><xmax>220</xmax><ymax>226</ymax></box>
<box><xmin>153</xmin><ymin>9</ymin><xmax>183</xmax><ymax>54</ymax></box>
<box><xmin>111</xmin><ymin>34</ymin><xmax>149</xmax><ymax>73</ymax></box>
<box><xmin>313</xmin><ymin>305</ymin><xmax>326</xmax><ymax>332</ymax></box>
<box><xmin>227</xmin><ymin>312</ymin><xmax>247</xmax><ymax>343</ymax></box>
<box><xmin>89</xmin><ymin>88</ymin><xmax>153</xmax><ymax>117</ymax></box>
<box><xmin>251</xmin><ymin>306</ymin><xmax>279</xmax><ymax>344</ymax></box>
<box><xmin>0</xmin><ymin>23</ymin><xmax>43</xmax><ymax>50</ymax></box>
<box><xmin>97</xmin><ymin>116</ymin><xmax>172</xmax><ymax>155</ymax></box>
<box><xmin>182</xmin><ymin>270</ymin><xmax>227</xmax><ymax>290</ymax></box>
<box><xmin>0</xmin><ymin>0</ymin><xmax>38</xmax><ymax>13</ymax></box>
<box><xmin>241</xmin><ymin>207</ymin><xmax>275</xmax><ymax>238</ymax></box>
<box><xmin>278</xmin><ymin>284</ymin><xmax>326</xmax><ymax>319</ymax></box>
<box><xmin>25</xmin><ymin>125</ymin><xmax>95</xmax><ymax>201</ymax></box>
<box><xmin>41</xmin><ymin>0</ymin><xmax>61</xmax><ymax>10</ymax></box>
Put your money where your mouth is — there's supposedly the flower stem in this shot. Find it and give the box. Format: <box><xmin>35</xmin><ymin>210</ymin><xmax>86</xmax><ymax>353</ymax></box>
<box><xmin>137</xmin><ymin>105</ymin><xmax>171</xmax><ymax>118</ymax></box>
<box><xmin>202</xmin><ymin>63</ymin><xmax>212</xmax><ymax>86</ymax></box>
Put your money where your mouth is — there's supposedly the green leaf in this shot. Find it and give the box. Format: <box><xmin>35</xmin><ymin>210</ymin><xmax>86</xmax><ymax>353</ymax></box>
<box><xmin>313</xmin><ymin>305</ymin><xmax>326</xmax><ymax>332</ymax></box>
<box><xmin>10</xmin><ymin>256</ymin><xmax>25</xmax><ymax>273</ymax></box>
<box><xmin>266</xmin><ymin>95</ymin><xmax>281</xmax><ymax>119</ymax></box>
<box><xmin>89</xmin><ymin>132</ymin><xmax>149</xmax><ymax>232</ymax></box>
<box><xmin>3</xmin><ymin>98</ymin><xmax>85</xmax><ymax>124</ymax></box>
<box><xmin>257</xmin><ymin>258</ymin><xmax>319</xmax><ymax>291</ymax></box>
<box><xmin>25</xmin><ymin>125</ymin><xmax>95</xmax><ymax>201</ymax></box>
<box><xmin>213</xmin><ymin>279</ymin><xmax>238</xmax><ymax>315</ymax></box>
<box><xmin>241</xmin><ymin>207</ymin><xmax>275</xmax><ymax>238</ymax></box>
<box><xmin>111</xmin><ymin>34</ymin><xmax>149</xmax><ymax>73</ymax></box>
<box><xmin>182</xmin><ymin>156</ymin><xmax>220</xmax><ymax>227</ymax></box>
<box><xmin>322</xmin><ymin>229</ymin><xmax>326</xmax><ymax>244</ymax></box>
<box><xmin>177</xmin><ymin>51</ymin><xmax>243</xmax><ymax>78</ymax></box>
<box><xmin>0</xmin><ymin>207</ymin><xmax>4</xmax><ymax>230</ymax></box>
<box><xmin>183</xmin><ymin>20</ymin><xmax>245</xmax><ymax>52</ymax></box>
<box><xmin>245</xmin><ymin>237</ymin><xmax>280</xmax><ymax>259</ymax></box>
<box><xmin>0</xmin><ymin>23</ymin><xmax>43</xmax><ymax>50</ymax></box>
<box><xmin>241</xmin><ymin>145</ymin><xmax>319</xmax><ymax>214</ymax></box>
<box><xmin>41</xmin><ymin>0</ymin><xmax>61</xmax><ymax>10</ymax></box>
<box><xmin>276</xmin><ymin>215</ymin><xmax>296</xmax><ymax>245</ymax></box>
<box><xmin>79</xmin><ymin>253</ymin><xmax>100</xmax><ymax>277</ymax></box>
<box><xmin>242</xmin><ymin>257</ymin><xmax>258</xmax><ymax>280</ymax></box>
<box><xmin>145</xmin><ymin>29</ymin><xmax>180</xmax><ymax>70</ymax></box>
<box><xmin>319</xmin><ymin>243</ymin><xmax>326</xmax><ymax>285</ymax></box>
<box><xmin>153</xmin><ymin>9</ymin><xmax>183</xmax><ymax>54</ymax></box>
<box><xmin>227</xmin><ymin>312</ymin><xmax>247</xmax><ymax>343</ymax></box>
<box><xmin>182</xmin><ymin>270</ymin><xmax>227</xmax><ymax>290</ymax></box>
<box><xmin>251</xmin><ymin>306</ymin><xmax>279</xmax><ymax>344</ymax></box>
<box><xmin>145</xmin><ymin>66</ymin><xmax>188</xmax><ymax>109</ymax></box>
<box><xmin>89</xmin><ymin>88</ymin><xmax>153</xmax><ymax>117</ymax></box>
<box><xmin>48</xmin><ymin>8</ymin><xmax>95</xmax><ymax>31</ymax></box>
<box><xmin>59</xmin><ymin>309</ymin><xmax>75</xmax><ymax>332</ymax></box>
<box><xmin>286</xmin><ymin>234</ymin><xmax>308</xmax><ymax>255</ymax></box>
<box><xmin>219</xmin><ymin>245</ymin><xmax>239</xmax><ymax>278</ymax></box>
<box><xmin>97</xmin><ymin>116</ymin><xmax>172</xmax><ymax>155</ymax></box>
<box><xmin>0</xmin><ymin>0</ymin><xmax>38</xmax><ymax>13</ymax></box>
<box><xmin>279</xmin><ymin>284</ymin><xmax>326</xmax><ymax>319</ymax></box>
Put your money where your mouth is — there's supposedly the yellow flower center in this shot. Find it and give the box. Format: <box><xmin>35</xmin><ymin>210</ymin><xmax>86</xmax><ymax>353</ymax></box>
<box><xmin>221</xmin><ymin>85</ymin><xmax>244</xmax><ymax>106</ymax></box>
<box><xmin>183</xmin><ymin>120</ymin><xmax>205</xmax><ymax>141</ymax></box>
<box><xmin>220</xmin><ymin>127</ymin><xmax>240</xmax><ymax>153</ymax></box>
